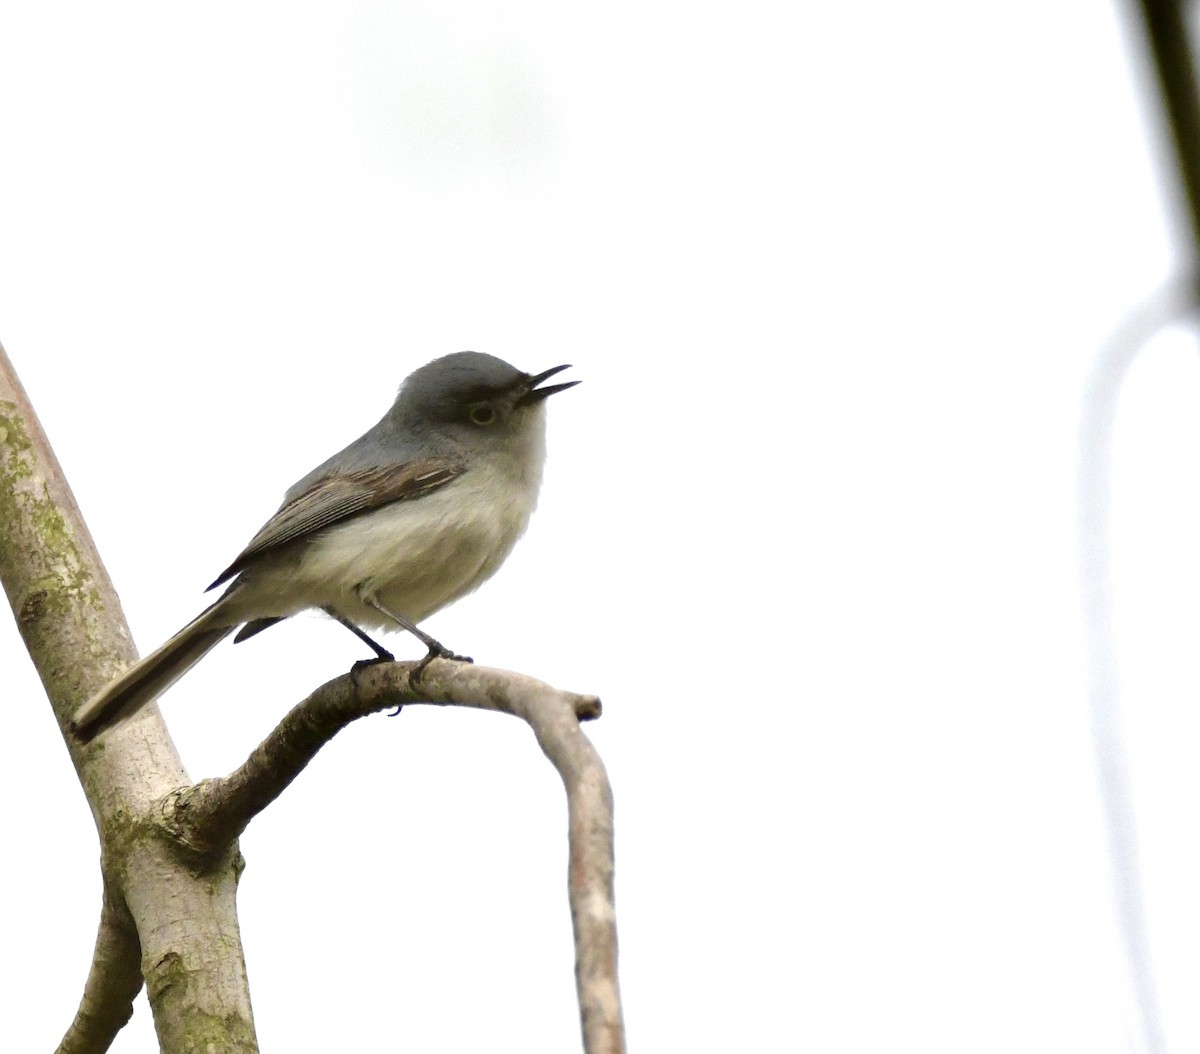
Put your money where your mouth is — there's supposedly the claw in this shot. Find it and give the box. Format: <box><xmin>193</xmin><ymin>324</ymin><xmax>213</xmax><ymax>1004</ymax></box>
<box><xmin>407</xmin><ymin>645</ymin><xmax>473</xmax><ymax>687</ymax></box>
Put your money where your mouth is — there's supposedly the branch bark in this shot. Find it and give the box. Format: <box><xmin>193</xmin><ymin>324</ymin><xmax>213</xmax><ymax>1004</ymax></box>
<box><xmin>1</xmin><ymin>343</ymin><xmax>257</xmax><ymax>1052</ymax></box>
<box><xmin>55</xmin><ymin>889</ymin><xmax>142</xmax><ymax>1054</ymax></box>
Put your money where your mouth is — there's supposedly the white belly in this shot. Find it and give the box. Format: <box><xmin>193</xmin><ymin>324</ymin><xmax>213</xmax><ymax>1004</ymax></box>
<box><xmin>226</xmin><ymin>461</ymin><xmax>541</xmax><ymax>629</ymax></box>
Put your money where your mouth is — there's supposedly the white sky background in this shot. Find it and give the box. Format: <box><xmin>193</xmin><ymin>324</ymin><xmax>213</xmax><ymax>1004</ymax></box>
<box><xmin>1</xmin><ymin>2</ymin><xmax>1198</xmax><ymax>1051</ymax></box>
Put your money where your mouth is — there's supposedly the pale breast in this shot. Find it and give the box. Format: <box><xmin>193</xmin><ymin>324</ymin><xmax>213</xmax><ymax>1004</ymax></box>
<box><xmin>284</xmin><ymin>456</ymin><xmax>540</xmax><ymax>627</ymax></box>
<box><xmin>225</xmin><ymin>410</ymin><xmax>549</xmax><ymax>632</ymax></box>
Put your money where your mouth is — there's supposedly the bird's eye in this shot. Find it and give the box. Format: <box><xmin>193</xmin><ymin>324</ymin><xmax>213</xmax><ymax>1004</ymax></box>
<box><xmin>469</xmin><ymin>404</ymin><xmax>497</xmax><ymax>426</ymax></box>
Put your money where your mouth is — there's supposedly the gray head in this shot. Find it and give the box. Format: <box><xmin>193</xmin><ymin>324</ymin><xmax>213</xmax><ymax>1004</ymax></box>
<box><xmin>286</xmin><ymin>351</ymin><xmax>577</xmax><ymax>501</ymax></box>
<box><xmin>390</xmin><ymin>351</ymin><xmax>579</xmax><ymax>440</ymax></box>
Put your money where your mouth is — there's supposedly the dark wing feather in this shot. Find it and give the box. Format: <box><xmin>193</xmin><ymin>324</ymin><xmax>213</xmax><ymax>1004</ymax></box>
<box><xmin>207</xmin><ymin>459</ymin><xmax>463</xmax><ymax>590</ymax></box>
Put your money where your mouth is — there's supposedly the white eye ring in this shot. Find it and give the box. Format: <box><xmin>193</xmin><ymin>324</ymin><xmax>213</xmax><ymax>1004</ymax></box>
<box><xmin>469</xmin><ymin>404</ymin><xmax>497</xmax><ymax>426</ymax></box>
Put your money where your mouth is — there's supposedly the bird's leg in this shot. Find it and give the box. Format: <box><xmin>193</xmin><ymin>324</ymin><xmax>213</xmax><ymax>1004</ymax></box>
<box><xmin>357</xmin><ymin>594</ymin><xmax>473</xmax><ymax>685</ymax></box>
<box><xmin>323</xmin><ymin>606</ymin><xmax>394</xmax><ymax>665</ymax></box>
<box><xmin>327</xmin><ymin>606</ymin><xmax>408</xmax><ymax>715</ymax></box>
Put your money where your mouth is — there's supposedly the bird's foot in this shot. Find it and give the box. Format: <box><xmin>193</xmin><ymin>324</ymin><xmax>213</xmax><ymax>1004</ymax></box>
<box><xmin>407</xmin><ymin>643</ymin><xmax>473</xmax><ymax>687</ymax></box>
<box><xmin>346</xmin><ymin>651</ymin><xmax>408</xmax><ymax>715</ymax></box>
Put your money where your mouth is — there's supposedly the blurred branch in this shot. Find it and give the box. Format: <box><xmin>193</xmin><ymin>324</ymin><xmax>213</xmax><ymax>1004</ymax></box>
<box><xmin>1078</xmin><ymin>287</ymin><xmax>1200</xmax><ymax>1054</ymax></box>
<box><xmin>1091</xmin><ymin>9</ymin><xmax>1200</xmax><ymax>1050</ymax></box>
<box><xmin>1134</xmin><ymin>0</ymin><xmax>1200</xmax><ymax>272</ymax></box>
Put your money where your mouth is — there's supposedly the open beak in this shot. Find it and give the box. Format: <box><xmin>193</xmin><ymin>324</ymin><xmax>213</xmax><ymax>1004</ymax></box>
<box><xmin>518</xmin><ymin>364</ymin><xmax>581</xmax><ymax>406</ymax></box>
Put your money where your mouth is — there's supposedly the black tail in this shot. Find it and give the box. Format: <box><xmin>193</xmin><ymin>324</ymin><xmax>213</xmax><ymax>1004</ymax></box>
<box><xmin>71</xmin><ymin>598</ymin><xmax>236</xmax><ymax>742</ymax></box>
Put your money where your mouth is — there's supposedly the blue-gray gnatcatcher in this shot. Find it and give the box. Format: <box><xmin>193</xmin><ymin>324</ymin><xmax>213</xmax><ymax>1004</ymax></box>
<box><xmin>71</xmin><ymin>351</ymin><xmax>578</xmax><ymax>741</ymax></box>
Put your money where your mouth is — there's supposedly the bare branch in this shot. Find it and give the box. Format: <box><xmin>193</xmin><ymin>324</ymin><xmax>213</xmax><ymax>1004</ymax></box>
<box><xmin>159</xmin><ymin>659</ymin><xmax>625</xmax><ymax>1054</ymax></box>
<box><xmin>158</xmin><ymin>659</ymin><xmax>600</xmax><ymax>854</ymax></box>
<box><xmin>54</xmin><ymin>887</ymin><xmax>142</xmax><ymax>1054</ymax></box>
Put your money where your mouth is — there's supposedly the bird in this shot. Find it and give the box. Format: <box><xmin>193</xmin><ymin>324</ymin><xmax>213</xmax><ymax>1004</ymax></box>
<box><xmin>71</xmin><ymin>351</ymin><xmax>579</xmax><ymax>741</ymax></box>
